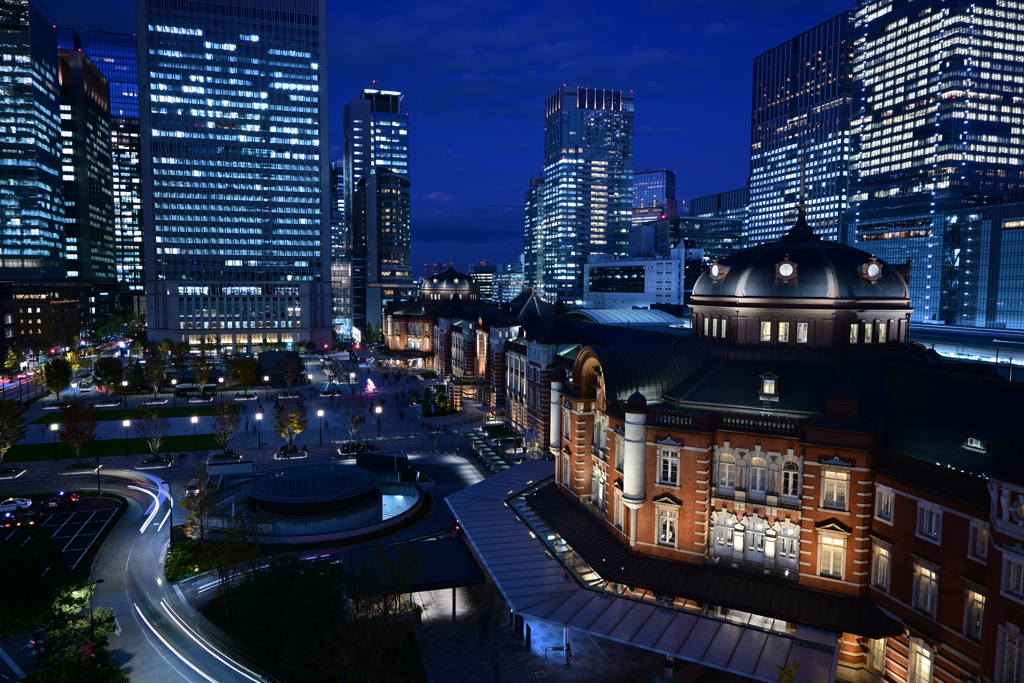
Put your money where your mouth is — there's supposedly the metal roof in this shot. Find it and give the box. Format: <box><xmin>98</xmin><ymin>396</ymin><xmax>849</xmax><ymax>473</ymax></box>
<box><xmin>249</xmin><ymin>463</ymin><xmax>377</xmax><ymax>504</ymax></box>
<box><xmin>343</xmin><ymin>538</ymin><xmax>486</xmax><ymax>593</ymax></box>
<box><xmin>568</xmin><ymin>308</ymin><xmax>683</xmax><ymax>325</ymax></box>
<box><xmin>447</xmin><ymin>461</ymin><xmax>842</xmax><ymax>682</ymax></box>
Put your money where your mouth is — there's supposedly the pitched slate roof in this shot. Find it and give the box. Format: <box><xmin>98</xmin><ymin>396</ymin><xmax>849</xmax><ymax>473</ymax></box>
<box><xmin>585</xmin><ymin>343</ymin><xmax>710</xmax><ymax>403</ymax></box>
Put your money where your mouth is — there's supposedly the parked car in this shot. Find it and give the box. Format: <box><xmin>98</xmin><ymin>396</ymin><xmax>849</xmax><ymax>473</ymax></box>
<box><xmin>0</xmin><ymin>497</ymin><xmax>31</xmax><ymax>513</ymax></box>
<box><xmin>44</xmin><ymin>491</ymin><xmax>80</xmax><ymax>508</ymax></box>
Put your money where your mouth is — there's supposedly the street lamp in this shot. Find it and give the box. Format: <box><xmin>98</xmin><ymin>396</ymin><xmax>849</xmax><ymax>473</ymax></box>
<box><xmin>123</xmin><ymin>420</ymin><xmax>130</xmax><ymax>457</ymax></box>
<box><xmin>50</xmin><ymin>423</ymin><xmax>59</xmax><ymax>463</ymax></box>
<box><xmin>349</xmin><ymin>372</ymin><xmax>356</xmax><ymax>396</ymax></box>
<box><xmin>218</xmin><ymin>376</ymin><xmax>224</xmax><ymax>403</ymax></box>
<box><xmin>264</xmin><ymin>375</ymin><xmax>270</xmax><ymax>400</ymax></box>
<box><xmin>121</xmin><ymin>379</ymin><xmax>128</xmax><ymax>406</ymax></box>
<box><xmin>256</xmin><ymin>412</ymin><xmax>263</xmax><ymax>449</ymax></box>
<box><xmin>317</xmin><ymin>409</ymin><xmax>324</xmax><ymax>445</ymax></box>
<box><xmin>375</xmin><ymin>405</ymin><xmax>382</xmax><ymax>439</ymax></box>
<box><xmin>171</xmin><ymin>378</ymin><xmax>177</xmax><ymax>406</ymax></box>
<box><xmin>76</xmin><ymin>578</ymin><xmax>104</xmax><ymax>670</ymax></box>
<box><xmin>308</xmin><ymin>373</ymin><xmax>314</xmax><ymax>399</ymax></box>
<box><xmin>191</xmin><ymin>416</ymin><xmax>198</xmax><ymax>453</ymax></box>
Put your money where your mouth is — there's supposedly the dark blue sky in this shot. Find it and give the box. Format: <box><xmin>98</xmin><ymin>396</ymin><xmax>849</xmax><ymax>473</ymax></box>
<box><xmin>44</xmin><ymin>0</ymin><xmax>851</xmax><ymax>274</ymax></box>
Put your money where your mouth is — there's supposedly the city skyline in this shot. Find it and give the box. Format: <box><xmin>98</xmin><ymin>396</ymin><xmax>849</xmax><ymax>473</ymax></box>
<box><xmin>36</xmin><ymin>0</ymin><xmax>853</xmax><ymax>268</ymax></box>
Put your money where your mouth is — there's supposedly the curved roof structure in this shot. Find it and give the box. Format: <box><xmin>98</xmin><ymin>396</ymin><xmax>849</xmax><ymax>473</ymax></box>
<box><xmin>568</xmin><ymin>308</ymin><xmax>682</xmax><ymax>326</ymax></box>
<box><xmin>250</xmin><ymin>462</ymin><xmax>377</xmax><ymax>504</ymax></box>
<box><xmin>422</xmin><ymin>266</ymin><xmax>479</xmax><ymax>296</ymax></box>
<box><xmin>692</xmin><ymin>235</ymin><xmax>908</xmax><ymax>300</ymax></box>
<box><xmin>580</xmin><ymin>344</ymin><xmax>709</xmax><ymax>403</ymax></box>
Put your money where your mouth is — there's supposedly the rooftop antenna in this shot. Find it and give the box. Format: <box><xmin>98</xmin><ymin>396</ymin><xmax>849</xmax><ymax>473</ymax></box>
<box><xmin>787</xmin><ymin>143</ymin><xmax>814</xmax><ymax>238</ymax></box>
<box><xmin>449</xmin><ymin>246</ymin><xmax>453</xmax><ymax>268</ymax></box>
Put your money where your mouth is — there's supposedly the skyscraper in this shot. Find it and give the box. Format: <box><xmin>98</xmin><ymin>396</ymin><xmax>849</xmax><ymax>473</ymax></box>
<box><xmin>57</xmin><ymin>40</ymin><xmax>117</xmax><ymax>282</ymax></box>
<box><xmin>343</xmin><ymin>88</ymin><xmax>413</xmax><ymax>329</ymax></box>
<box><xmin>747</xmin><ymin>12</ymin><xmax>854</xmax><ymax>245</ymax></box>
<box><xmin>633</xmin><ymin>169</ymin><xmax>677</xmax><ymax>226</ymax></box>
<box><xmin>848</xmin><ymin>0</ymin><xmax>1024</xmax><ymax>326</ymax></box>
<box><xmin>138</xmin><ymin>0</ymin><xmax>332</xmax><ymax>351</ymax></box>
<box><xmin>525</xmin><ymin>85</ymin><xmax>634</xmax><ymax>303</ymax></box>
<box><xmin>0</xmin><ymin>0</ymin><xmax>64</xmax><ymax>281</ymax></box>
<box><xmin>82</xmin><ymin>31</ymin><xmax>143</xmax><ymax>292</ymax></box>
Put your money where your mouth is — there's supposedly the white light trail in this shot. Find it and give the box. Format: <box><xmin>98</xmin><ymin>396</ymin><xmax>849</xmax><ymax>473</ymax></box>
<box><xmin>129</xmin><ymin>485</ymin><xmax>162</xmax><ymax>533</ymax></box>
<box><xmin>133</xmin><ymin>603</ymin><xmax>220</xmax><ymax>683</ymax></box>
<box><xmin>160</xmin><ymin>600</ymin><xmax>263</xmax><ymax>682</ymax></box>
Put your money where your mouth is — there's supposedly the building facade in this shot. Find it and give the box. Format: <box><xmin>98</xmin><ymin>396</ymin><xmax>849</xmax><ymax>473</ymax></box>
<box><xmin>525</xmin><ymin>86</ymin><xmax>634</xmax><ymax>304</ymax></box>
<box><xmin>633</xmin><ymin>169</ymin><xmax>677</xmax><ymax>226</ymax></box>
<box><xmin>690</xmin><ymin>187</ymin><xmax>749</xmax><ymax>225</ymax></box>
<box><xmin>747</xmin><ymin>12</ymin><xmax>854</xmax><ymax>245</ymax></box>
<box><xmin>0</xmin><ymin>0</ymin><xmax>65</xmax><ymax>281</ymax></box>
<box><xmin>138</xmin><ymin>0</ymin><xmax>332</xmax><ymax>351</ymax></box>
<box><xmin>343</xmin><ymin>89</ymin><xmax>413</xmax><ymax>330</ymax></box>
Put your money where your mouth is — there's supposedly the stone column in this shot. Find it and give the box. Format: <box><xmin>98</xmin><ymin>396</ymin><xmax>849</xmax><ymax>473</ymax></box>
<box><xmin>549</xmin><ymin>368</ymin><xmax>566</xmax><ymax>460</ymax></box>
<box><xmin>622</xmin><ymin>391</ymin><xmax>648</xmax><ymax>548</ymax></box>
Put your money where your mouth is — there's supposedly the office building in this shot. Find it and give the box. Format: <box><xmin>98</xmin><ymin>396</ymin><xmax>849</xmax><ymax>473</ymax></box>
<box><xmin>633</xmin><ymin>169</ymin><xmax>677</xmax><ymax>226</ymax></box>
<box><xmin>329</xmin><ymin>159</ymin><xmax>352</xmax><ymax>338</ymax></box>
<box><xmin>57</xmin><ymin>39</ymin><xmax>118</xmax><ymax>282</ymax></box>
<box><xmin>747</xmin><ymin>12</ymin><xmax>854</xmax><ymax>244</ymax></box>
<box><xmin>343</xmin><ymin>88</ymin><xmax>413</xmax><ymax>329</ymax></box>
<box><xmin>525</xmin><ymin>85</ymin><xmax>634</xmax><ymax>303</ymax></box>
<box><xmin>138</xmin><ymin>0</ymin><xmax>332</xmax><ymax>351</ymax></box>
<box><xmin>848</xmin><ymin>0</ymin><xmax>1024</xmax><ymax>327</ymax></box>
<box><xmin>0</xmin><ymin>0</ymin><xmax>64</xmax><ymax>281</ymax></box>
<box><xmin>468</xmin><ymin>261</ymin><xmax>496</xmax><ymax>301</ymax></box>
<box><xmin>492</xmin><ymin>260</ymin><xmax>526</xmax><ymax>303</ymax></box>
<box><xmin>690</xmin><ymin>187</ymin><xmax>748</xmax><ymax>224</ymax></box>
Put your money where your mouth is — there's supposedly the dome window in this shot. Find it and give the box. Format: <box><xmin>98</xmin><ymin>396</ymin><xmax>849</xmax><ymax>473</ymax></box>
<box><xmin>708</xmin><ymin>259</ymin><xmax>729</xmax><ymax>284</ymax></box>
<box><xmin>759</xmin><ymin>371</ymin><xmax>779</xmax><ymax>402</ymax></box>
<box><xmin>775</xmin><ymin>256</ymin><xmax>798</xmax><ymax>285</ymax></box>
<box><xmin>859</xmin><ymin>256</ymin><xmax>884</xmax><ymax>285</ymax></box>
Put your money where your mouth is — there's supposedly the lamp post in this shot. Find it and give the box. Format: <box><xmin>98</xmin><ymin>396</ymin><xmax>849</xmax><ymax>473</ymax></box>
<box><xmin>349</xmin><ymin>372</ymin><xmax>356</xmax><ymax>396</ymax></box>
<box><xmin>50</xmin><ymin>422</ymin><xmax>59</xmax><ymax>463</ymax></box>
<box><xmin>123</xmin><ymin>420</ymin><xmax>130</xmax><ymax>457</ymax></box>
<box><xmin>264</xmin><ymin>375</ymin><xmax>270</xmax><ymax>400</ymax></box>
<box><xmin>317</xmin><ymin>409</ymin><xmax>324</xmax><ymax>445</ymax></box>
<box><xmin>76</xmin><ymin>578</ymin><xmax>104</xmax><ymax>674</ymax></box>
<box><xmin>218</xmin><ymin>376</ymin><xmax>224</xmax><ymax>403</ymax></box>
<box><xmin>171</xmin><ymin>379</ymin><xmax>177</xmax><ymax>406</ymax></box>
<box><xmin>191</xmin><ymin>416</ymin><xmax>198</xmax><ymax>454</ymax></box>
<box><xmin>308</xmin><ymin>373</ymin><xmax>314</xmax><ymax>399</ymax></box>
<box><xmin>375</xmin><ymin>405</ymin><xmax>382</xmax><ymax>439</ymax></box>
<box><xmin>256</xmin><ymin>412</ymin><xmax>262</xmax><ymax>449</ymax></box>
<box><xmin>121</xmin><ymin>380</ymin><xmax>128</xmax><ymax>406</ymax></box>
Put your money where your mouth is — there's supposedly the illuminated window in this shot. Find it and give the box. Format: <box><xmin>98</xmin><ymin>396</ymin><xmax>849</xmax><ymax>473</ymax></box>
<box><xmin>760</xmin><ymin>321</ymin><xmax>772</xmax><ymax>342</ymax></box>
<box><xmin>849</xmin><ymin>324</ymin><xmax>859</xmax><ymax>344</ymax></box>
<box><xmin>778</xmin><ymin>322</ymin><xmax>790</xmax><ymax>343</ymax></box>
<box><xmin>797</xmin><ymin>322</ymin><xmax>808</xmax><ymax>343</ymax></box>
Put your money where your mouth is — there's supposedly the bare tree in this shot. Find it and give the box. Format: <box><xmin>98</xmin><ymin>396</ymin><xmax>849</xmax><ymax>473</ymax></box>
<box><xmin>336</xmin><ymin>393</ymin><xmax>372</xmax><ymax>443</ymax></box>
<box><xmin>212</xmin><ymin>404</ymin><xmax>241</xmax><ymax>454</ymax></box>
<box><xmin>58</xmin><ymin>399</ymin><xmax>99</xmax><ymax>466</ymax></box>
<box><xmin>0</xmin><ymin>400</ymin><xmax>27</xmax><ymax>472</ymax></box>
<box><xmin>191</xmin><ymin>355</ymin><xmax>211</xmax><ymax>393</ymax></box>
<box><xmin>132</xmin><ymin>406</ymin><xmax>172</xmax><ymax>458</ymax></box>
<box><xmin>276</xmin><ymin>355</ymin><xmax>305</xmax><ymax>394</ymax></box>
<box><xmin>144</xmin><ymin>355</ymin><xmax>167</xmax><ymax>398</ymax></box>
<box><xmin>272</xmin><ymin>399</ymin><xmax>307</xmax><ymax>449</ymax></box>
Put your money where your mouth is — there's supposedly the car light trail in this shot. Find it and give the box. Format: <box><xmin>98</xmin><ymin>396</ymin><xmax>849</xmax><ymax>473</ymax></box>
<box><xmin>160</xmin><ymin>600</ymin><xmax>264</xmax><ymax>682</ymax></box>
<box><xmin>128</xmin><ymin>485</ymin><xmax>162</xmax><ymax>533</ymax></box>
<box><xmin>133</xmin><ymin>603</ymin><xmax>220</xmax><ymax>683</ymax></box>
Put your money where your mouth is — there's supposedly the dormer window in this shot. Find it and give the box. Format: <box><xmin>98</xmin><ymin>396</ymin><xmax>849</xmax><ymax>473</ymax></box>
<box><xmin>966</xmin><ymin>437</ymin><xmax>984</xmax><ymax>451</ymax></box>
<box><xmin>759</xmin><ymin>371</ymin><xmax>779</xmax><ymax>401</ymax></box>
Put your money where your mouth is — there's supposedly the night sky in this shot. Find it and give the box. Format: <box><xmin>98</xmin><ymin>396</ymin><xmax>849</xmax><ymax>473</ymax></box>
<box><xmin>42</xmin><ymin>0</ymin><xmax>851</xmax><ymax>274</ymax></box>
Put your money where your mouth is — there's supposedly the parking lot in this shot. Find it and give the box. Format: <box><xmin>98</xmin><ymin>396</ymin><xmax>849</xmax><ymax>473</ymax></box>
<box><xmin>0</xmin><ymin>496</ymin><xmax>121</xmax><ymax>572</ymax></box>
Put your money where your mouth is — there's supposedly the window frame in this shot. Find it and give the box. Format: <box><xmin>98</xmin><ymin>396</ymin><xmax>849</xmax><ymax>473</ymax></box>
<box><xmin>658</xmin><ymin>448</ymin><xmax>680</xmax><ymax>487</ymax></box>
<box><xmin>969</xmin><ymin>519</ymin><xmax>989</xmax><ymax>563</ymax></box>
<box><xmin>909</xmin><ymin>640</ymin><xmax>934</xmax><ymax>683</ymax></box>
<box><xmin>875</xmin><ymin>484</ymin><xmax>894</xmax><ymax>524</ymax></box>
<box><xmin>821</xmin><ymin>468</ymin><xmax>849</xmax><ymax>511</ymax></box>
<box><xmin>868</xmin><ymin>637</ymin><xmax>886</xmax><ymax>674</ymax></box>
<box><xmin>819</xmin><ymin>534</ymin><xmax>845</xmax><ymax>580</ymax></box>
<box><xmin>916</xmin><ymin>501</ymin><xmax>943</xmax><ymax>544</ymax></box>
<box><xmin>1004</xmin><ymin>556</ymin><xmax>1024</xmax><ymax>605</ymax></box>
<box><xmin>781</xmin><ymin>461</ymin><xmax>801</xmax><ymax>499</ymax></box>
<box><xmin>718</xmin><ymin>453</ymin><xmax>736</xmax><ymax>490</ymax></box>
<box><xmin>760</xmin><ymin>321</ymin><xmax>772</xmax><ymax>342</ymax></box>
<box><xmin>778</xmin><ymin>321</ymin><xmax>790</xmax><ymax>343</ymax></box>
<box><xmin>964</xmin><ymin>584</ymin><xmax>984</xmax><ymax>642</ymax></box>
<box><xmin>796</xmin><ymin>321</ymin><xmax>808</xmax><ymax>343</ymax></box>
<box><xmin>872</xmin><ymin>539</ymin><xmax>892</xmax><ymax>592</ymax></box>
<box><xmin>913</xmin><ymin>559</ymin><xmax>940</xmax><ymax>617</ymax></box>
<box><xmin>655</xmin><ymin>505</ymin><xmax>678</xmax><ymax>548</ymax></box>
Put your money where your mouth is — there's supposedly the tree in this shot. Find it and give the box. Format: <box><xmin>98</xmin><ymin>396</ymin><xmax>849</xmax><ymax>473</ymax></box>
<box><xmin>276</xmin><ymin>355</ymin><xmax>305</xmax><ymax>394</ymax></box>
<box><xmin>93</xmin><ymin>357</ymin><xmax>124</xmax><ymax>399</ymax></box>
<box><xmin>0</xmin><ymin>400</ymin><xmax>27</xmax><ymax>472</ymax></box>
<box><xmin>272</xmin><ymin>399</ymin><xmax>307</xmax><ymax>449</ymax></box>
<box><xmin>159</xmin><ymin>338</ymin><xmax>174</xmax><ymax>360</ymax></box>
<box><xmin>180</xmin><ymin>465</ymin><xmax>214</xmax><ymax>540</ymax></box>
<box><xmin>144</xmin><ymin>355</ymin><xmax>167</xmax><ymax>398</ymax></box>
<box><xmin>42</xmin><ymin>359</ymin><xmax>72</xmax><ymax>402</ymax></box>
<box><xmin>31</xmin><ymin>586</ymin><xmax>126</xmax><ymax>683</ymax></box>
<box><xmin>132</xmin><ymin>406</ymin><xmax>171</xmax><ymax>458</ymax></box>
<box><xmin>191</xmin><ymin>355</ymin><xmax>211</xmax><ymax>393</ymax></box>
<box><xmin>212</xmin><ymin>404</ymin><xmax>241</xmax><ymax>454</ymax></box>
<box><xmin>64</xmin><ymin>350</ymin><xmax>82</xmax><ymax>373</ymax></box>
<box><xmin>58</xmin><ymin>399</ymin><xmax>98</xmax><ymax>466</ymax></box>
<box><xmin>230</xmin><ymin>357</ymin><xmax>259</xmax><ymax>396</ymax></box>
<box><xmin>209</xmin><ymin>518</ymin><xmax>262</xmax><ymax>624</ymax></box>
<box><xmin>336</xmin><ymin>393</ymin><xmax>372</xmax><ymax>442</ymax></box>
<box><xmin>170</xmin><ymin>341</ymin><xmax>189</xmax><ymax>369</ymax></box>
<box><xmin>4</xmin><ymin>348</ymin><xmax>18</xmax><ymax>378</ymax></box>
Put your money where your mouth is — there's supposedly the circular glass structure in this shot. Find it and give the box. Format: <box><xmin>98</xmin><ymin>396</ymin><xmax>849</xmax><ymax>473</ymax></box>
<box><xmin>249</xmin><ymin>462</ymin><xmax>379</xmax><ymax>516</ymax></box>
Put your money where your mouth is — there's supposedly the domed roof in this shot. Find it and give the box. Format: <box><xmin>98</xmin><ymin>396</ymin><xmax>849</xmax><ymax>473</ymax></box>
<box><xmin>692</xmin><ymin>232</ymin><xmax>908</xmax><ymax>301</ymax></box>
<box><xmin>422</xmin><ymin>266</ymin><xmax>478</xmax><ymax>293</ymax></box>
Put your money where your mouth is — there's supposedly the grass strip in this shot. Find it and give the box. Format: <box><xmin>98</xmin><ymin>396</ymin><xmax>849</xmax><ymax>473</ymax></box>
<box><xmin>7</xmin><ymin>433</ymin><xmax>223</xmax><ymax>463</ymax></box>
<box><xmin>32</xmin><ymin>404</ymin><xmax>224</xmax><ymax>425</ymax></box>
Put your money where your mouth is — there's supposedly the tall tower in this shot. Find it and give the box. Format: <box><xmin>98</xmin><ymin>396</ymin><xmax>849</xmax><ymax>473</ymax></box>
<box><xmin>849</xmin><ymin>0</ymin><xmax>1024</xmax><ymax>325</ymax></box>
<box><xmin>633</xmin><ymin>169</ymin><xmax>677</xmax><ymax>226</ymax></box>
<box><xmin>138</xmin><ymin>0</ymin><xmax>332</xmax><ymax>351</ymax></box>
<box><xmin>747</xmin><ymin>12</ymin><xmax>854</xmax><ymax>245</ymax></box>
<box><xmin>56</xmin><ymin>35</ymin><xmax>117</xmax><ymax>283</ymax></box>
<box><xmin>0</xmin><ymin>0</ymin><xmax>64</xmax><ymax>281</ymax></box>
<box><xmin>343</xmin><ymin>89</ymin><xmax>412</xmax><ymax>330</ymax></box>
<box><xmin>527</xmin><ymin>85</ymin><xmax>634</xmax><ymax>303</ymax></box>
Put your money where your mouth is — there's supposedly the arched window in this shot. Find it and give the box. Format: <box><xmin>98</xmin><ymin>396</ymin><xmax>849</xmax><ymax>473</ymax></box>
<box><xmin>777</xmin><ymin>526</ymin><xmax>799</xmax><ymax>570</ymax></box>
<box><xmin>744</xmin><ymin>517</ymin><xmax>766</xmax><ymax>565</ymax></box>
<box><xmin>781</xmin><ymin>462</ymin><xmax>800</xmax><ymax>498</ymax></box>
<box><xmin>713</xmin><ymin>516</ymin><xmax>735</xmax><ymax>559</ymax></box>
<box><xmin>749</xmin><ymin>457</ymin><xmax>767</xmax><ymax>500</ymax></box>
<box><xmin>719</xmin><ymin>453</ymin><xmax>736</xmax><ymax>489</ymax></box>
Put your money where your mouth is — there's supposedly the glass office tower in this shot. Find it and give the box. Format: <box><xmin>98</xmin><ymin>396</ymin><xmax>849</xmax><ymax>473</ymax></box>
<box><xmin>0</xmin><ymin>0</ymin><xmax>64</xmax><ymax>281</ymax></box>
<box><xmin>633</xmin><ymin>169</ymin><xmax>677</xmax><ymax>226</ymax></box>
<box><xmin>526</xmin><ymin>85</ymin><xmax>634</xmax><ymax>303</ymax></box>
<box><xmin>343</xmin><ymin>89</ymin><xmax>412</xmax><ymax>329</ymax></box>
<box><xmin>138</xmin><ymin>0</ymin><xmax>332</xmax><ymax>351</ymax></box>
<box><xmin>849</xmin><ymin>0</ymin><xmax>1024</xmax><ymax>326</ymax></box>
<box><xmin>747</xmin><ymin>12</ymin><xmax>854</xmax><ymax>245</ymax></box>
